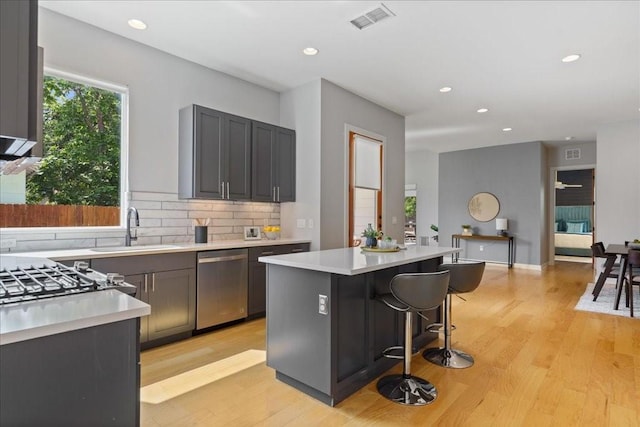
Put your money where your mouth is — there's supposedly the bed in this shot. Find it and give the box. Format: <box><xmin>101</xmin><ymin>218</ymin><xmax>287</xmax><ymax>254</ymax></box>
<box><xmin>554</xmin><ymin>206</ymin><xmax>593</xmax><ymax>257</ymax></box>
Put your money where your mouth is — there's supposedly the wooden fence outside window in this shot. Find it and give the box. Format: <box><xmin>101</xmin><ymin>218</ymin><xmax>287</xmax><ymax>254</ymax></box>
<box><xmin>0</xmin><ymin>205</ymin><xmax>120</xmax><ymax>227</ymax></box>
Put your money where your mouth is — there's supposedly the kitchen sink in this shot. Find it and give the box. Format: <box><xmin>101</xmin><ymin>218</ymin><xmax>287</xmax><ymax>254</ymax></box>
<box><xmin>90</xmin><ymin>244</ymin><xmax>181</xmax><ymax>253</ymax></box>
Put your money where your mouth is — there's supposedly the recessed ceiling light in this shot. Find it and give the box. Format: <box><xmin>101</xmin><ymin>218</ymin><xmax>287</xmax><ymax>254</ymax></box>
<box><xmin>561</xmin><ymin>54</ymin><xmax>581</xmax><ymax>63</ymax></box>
<box><xmin>565</xmin><ymin>136</ymin><xmax>574</xmax><ymax>141</ymax></box>
<box><xmin>439</xmin><ymin>87</ymin><xmax>452</xmax><ymax>93</ymax></box>
<box><xmin>128</xmin><ymin>19</ymin><xmax>147</xmax><ymax>30</ymax></box>
<box><xmin>302</xmin><ymin>47</ymin><xmax>319</xmax><ymax>56</ymax></box>
<box><xmin>477</xmin><ymin>108</ymin><xmax>489</xmax><ymax>113</ymax></box>
<box><xmin>502</xmin><ymin>127</ymin><xmax>512</xmax><ymax>132</ymax></box>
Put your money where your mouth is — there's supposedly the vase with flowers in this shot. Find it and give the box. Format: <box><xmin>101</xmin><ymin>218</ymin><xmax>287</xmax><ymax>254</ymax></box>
<box><xmin>362</xmin><ymin>223</ymin><xmax>382</xmax><ymax>248</ymax></box>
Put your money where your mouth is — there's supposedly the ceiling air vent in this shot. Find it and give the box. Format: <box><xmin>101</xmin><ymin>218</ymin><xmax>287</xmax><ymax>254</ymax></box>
<box><xmin>565</xmin><ymin>148</ymin><xmax>581</xmax><ymax>160</ymax></box>
<box><xmin>350</xmin><ymin>3</ymin><xmax>396</xmax><ymax>30</ymax></box>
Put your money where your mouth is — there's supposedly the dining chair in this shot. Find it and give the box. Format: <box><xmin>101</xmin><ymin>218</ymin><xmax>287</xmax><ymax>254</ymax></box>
<box><xmin>591</xmin><ymin>242</ymin><xmax>621</xmax><ymax>301</ymax></box>
<box><xmin>624</xmin><ymin>249</ymin><xmax>640</xmax><ymax>318</ymax></box>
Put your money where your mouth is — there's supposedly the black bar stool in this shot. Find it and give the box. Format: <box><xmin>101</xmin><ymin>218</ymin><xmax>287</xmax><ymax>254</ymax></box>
<box><xmin>423</xmin><ymin>262</ymin><xmax>485</xmax><ymax>369</ymax></box>
<box><xmin>375</xmin><ymin>270</ymin><xmax>449</xmax><ymax>406</ymax></box>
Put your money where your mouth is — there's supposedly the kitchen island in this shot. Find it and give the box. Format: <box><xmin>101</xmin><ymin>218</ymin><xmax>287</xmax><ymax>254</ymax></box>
<box><xmin>259</xmin><ymin>245</ymin><xmax>460</xmax><ymax>406</ymax></box>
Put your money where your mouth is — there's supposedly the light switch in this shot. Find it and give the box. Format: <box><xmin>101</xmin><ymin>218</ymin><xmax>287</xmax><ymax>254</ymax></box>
<box><xmin>308</xmin><ymin>219</ymin><xmax>314</xmax><ymax>229</ymax></box>
<box><xmin>392</xmin><ymin>216</ymin><xmax>397</xmax><ymax>224</ymax></box>
<box><xmin>297</xmin><ymin>219</ymin><xmax>306</xmax><ymax>228</ymax></box>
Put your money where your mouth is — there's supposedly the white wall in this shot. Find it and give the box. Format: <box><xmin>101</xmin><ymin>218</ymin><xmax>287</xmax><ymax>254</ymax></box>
<box><xmin>405</xmin><ymin>149</ymin><xmax>439</xmax><ymax>243</ymax></box>
<box><xmin>39</xmin><ymin>8</ymin><xmax>280</xmax><ymax>194</ymax></box>
<box><xmin>596</xmin><ymin>120</ymin><xmax>640</xmax><ymax>243</ymax></box>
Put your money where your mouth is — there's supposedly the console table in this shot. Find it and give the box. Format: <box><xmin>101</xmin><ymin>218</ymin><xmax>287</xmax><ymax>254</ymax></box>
<box><xmin>451</xmin><ymin>234</ymin><xmax>514</xmax><ymax>268</ymax></box>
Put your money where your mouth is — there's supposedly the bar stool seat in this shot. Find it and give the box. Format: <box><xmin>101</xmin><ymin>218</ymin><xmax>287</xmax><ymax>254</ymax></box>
<box><xmin>423</xmin><ymin>262</ymin><xmax>485</xmax><ymax>369</ymax></box>
<box><xmin>375</xmin><ymin>271</ymin><xmax>450</xmax><ymax>406</ymax></box>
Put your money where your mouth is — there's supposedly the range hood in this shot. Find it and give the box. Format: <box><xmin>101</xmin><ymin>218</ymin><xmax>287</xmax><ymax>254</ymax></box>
<box><xmin>0</xmin><ymin>137</ymin><xmax>37</xmax><ymax>157</ymax></box>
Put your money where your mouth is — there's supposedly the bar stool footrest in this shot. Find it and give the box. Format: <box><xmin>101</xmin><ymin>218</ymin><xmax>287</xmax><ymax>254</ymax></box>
<box><xmin>425</xmin><ymin>322</ymin><xmax>456</xmax><ymax>334</ymax></box>
<box><xmin>376</xmin><ymin>374</ymin><xmax>437</xmax><ymax>406</ymax></box>
<box><xmin>423</xmin><ymin>346</ymin><xmax>474</xmax><ymax>369</ymax></box>
<box><xmin>382</xmin><ymin>345</ymin><xmax>404</xmax><ymax>360</ymax></box>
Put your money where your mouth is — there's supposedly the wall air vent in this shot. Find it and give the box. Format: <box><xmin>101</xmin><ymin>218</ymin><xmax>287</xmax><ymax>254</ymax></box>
<box><xmin>565</xmin><ymin>148</ymin><xmax>581</xmax><ymax>160</ymax></box>
<box><xmin>350</xmin><ymin>3</ymin><xmax>396</xmax><ymax>30</ymax></box>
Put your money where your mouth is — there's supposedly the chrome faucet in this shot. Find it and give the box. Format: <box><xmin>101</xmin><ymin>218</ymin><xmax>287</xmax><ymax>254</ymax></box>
<box><xmin>125</xmin><ymin>207</ymin><xmax>140</xmax><ymax>246</ymax></box>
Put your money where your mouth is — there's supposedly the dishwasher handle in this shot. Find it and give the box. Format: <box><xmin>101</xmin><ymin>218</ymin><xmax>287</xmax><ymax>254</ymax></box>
<box><xmin>198</xmin><ymin>254</ymin><xmax>248</xmax><ymax>264</ymax></box>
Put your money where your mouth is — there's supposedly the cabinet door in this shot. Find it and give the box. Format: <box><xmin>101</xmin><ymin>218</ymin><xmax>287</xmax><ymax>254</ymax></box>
<box><xmin>248</xmin><ymin>261</ymin><xmax>267</xmax><ymax>316</ymax></box>
<box><xmin>126</xmin><ymin>273</ymin><xmax>149</xmax><ymax>342</ymax></box>
<box><xmin>247</xmin><ymin>246</ymin><xmax>277</xmax><ymax>316</ymax></box>
<box><xmin>224</xmin><ymin>113</ymin><xmax>251</xmax><ymax>200</ymax></box>
<box><xmin>194</xmin><ymin>106</ymin><xmax>224</xmax><ymax>199</ymax></box>
<box><xmin>251</xmin><ymin>121</ymin><xmax>276</xmax><ymax>201</ymax></box>
<box><xmin>0</xmin><ymin>0</ymin><xmax>37</xmax><ymax>142</ymax></box>
<box><xmin>275</xmin><ymin>127</ymin><xmax>296</xmax><ymax>202</ymax></box>
<box><xmin>147</xmin><ymin>268</ymin><xmax>196</xmax><ymax>341</ymax></box>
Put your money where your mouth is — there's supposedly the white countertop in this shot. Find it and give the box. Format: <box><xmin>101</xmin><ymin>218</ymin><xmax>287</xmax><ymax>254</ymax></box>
<box><xmin>0</xmin><ymin>289</ymin><xmax>150</xmax><ymax>345</ymax></box>
<box><xmin>8</xmin><ymin>238</ymin><xmax>311</xmax><ymax>261</ymax></box>
<box><xmin>259</xmin><ymin>245</ymin><xmax>461</xmax><ymax>276</ymax></box>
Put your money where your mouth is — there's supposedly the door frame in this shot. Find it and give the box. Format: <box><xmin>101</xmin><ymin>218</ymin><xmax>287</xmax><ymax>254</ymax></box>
<box><xmin>344</xmin><ymin>124</ymin><xmax>386</xmax><ymax>247</ymax></box>
<box><xmin>548</xmin><ymin>164</ymin><xmax>596</xmax><ymax>265</ymax></box>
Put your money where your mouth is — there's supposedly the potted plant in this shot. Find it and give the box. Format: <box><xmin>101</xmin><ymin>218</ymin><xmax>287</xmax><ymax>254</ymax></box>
<box><xmin>461</xmin><ymin>224</ymin><xmax>472</xmax><ymax>236</ymax></box>
<box><xmin>362</xmin><ymin>224</ymin><xmax>381</xmax><ymax>248</ymax></box>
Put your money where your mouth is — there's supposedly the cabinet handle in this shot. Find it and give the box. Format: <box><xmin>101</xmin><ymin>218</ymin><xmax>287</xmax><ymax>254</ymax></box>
<box><xmin>226</xmin><ymin>182</ymin><xmax>230</xmax><ymax>199</ymax></box>
<box><xmin>277</xmin><ymin>186</ymin><xmax>280</xmax><ymax>202</ymax></box>
<box><xmin>221</xmin><ymin>182</ymin><xmax>225</xmax><ymax>199</ymax></box>
<box><xmin>144</xmin><ymin>274</ymin><xmax>148</xmax><ymax>293</ymax></box>
<box><xmin>151</xmin><ymin>273</ymin><xmax>155</xmax><ymax>292</ymax></box>
<box><xmin>273</xmin><ymin>187</ymin><xmax>276</xmax><ymax>202</ymax></box>
<box><xmin>261</xmin><ymin>251</ymin><xmax>275</xmax><ymax>256</ymax></box>
<box><xmin>291</xmin><ymin>248</ymin><xmax>303</xmax><ymax>253</ymax></box>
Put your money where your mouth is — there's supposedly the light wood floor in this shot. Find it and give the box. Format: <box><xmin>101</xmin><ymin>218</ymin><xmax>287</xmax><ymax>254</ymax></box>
<box><xmin>140</xmin><ymin>261</ymin><xmax>640</xmax><ymax>426</ymax></box>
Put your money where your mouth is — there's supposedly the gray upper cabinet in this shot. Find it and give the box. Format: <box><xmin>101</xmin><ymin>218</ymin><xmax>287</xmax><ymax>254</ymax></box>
<box><xmin>179</xmin><ymin>105</ymin><xmax>251</xmax><ymax>200</ymax></box>
<box><xmin>252</xmin><ymin>121</ymin><xmax>296</xmax><ymax>202</ymax></box>
<box><xmin>0</xmin><ymin>0</ymin><xmax>38</xmax><ymax>146</ymax></box>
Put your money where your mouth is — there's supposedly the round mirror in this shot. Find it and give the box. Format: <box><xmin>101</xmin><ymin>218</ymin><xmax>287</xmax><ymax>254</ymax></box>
<box><xmin>468</xmin><ymin>192</ymin><xmax>500</xmax><ymax>222</ymax></box>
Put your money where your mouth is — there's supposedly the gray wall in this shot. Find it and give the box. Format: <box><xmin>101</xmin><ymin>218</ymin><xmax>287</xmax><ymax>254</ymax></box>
<box><xmin>280</xmin><ymin>80</ymin><xmax>322</xmax><ymax>249</ymax></box>
<box><xmin>547</xmin><ymin>141</ymin><xmax>596</xmax><ymax>168</ymax></box>
<box><xmin>39</xmin><ymin>8</ymin><xmax>280</xmax><ymax>194</ymax></box>
<box><xmin>405</xmin><ymin>149</ymin><xmax>439</xmax><ymax>242</ymax></box>
<box><xmin>319</xmin><ymin>80</ymin><xmax>405</xmax><ymax>250</ymax></box>
<box><xmin>439</xmin><ymin>141</ymin><xmax>545</xmax><ymax>266</ymax></box>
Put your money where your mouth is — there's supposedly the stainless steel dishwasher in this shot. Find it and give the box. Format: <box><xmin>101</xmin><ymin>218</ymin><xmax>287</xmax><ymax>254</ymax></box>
<box><xmin>196</xmin><ymin>248</ymin><xmax>248</xmax><ymax>329</ymax></box>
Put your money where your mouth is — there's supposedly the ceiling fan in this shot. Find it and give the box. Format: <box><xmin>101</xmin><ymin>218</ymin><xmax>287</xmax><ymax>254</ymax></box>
<box><xmin>555</xmin><ymin>181</ymin><xmax>583</xmax><ymax>190</ymax></box>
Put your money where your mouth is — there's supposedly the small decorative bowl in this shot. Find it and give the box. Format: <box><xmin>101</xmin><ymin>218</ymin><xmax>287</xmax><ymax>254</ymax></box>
<box><xmin>264</xmin><ymin>231</ymin><xmax>280</xmax><ymax>240</ymax></box>
<box><xmin>628</xmin><ymin>242</ymin><xmax>640</xmax><ymax>249</ymax></box>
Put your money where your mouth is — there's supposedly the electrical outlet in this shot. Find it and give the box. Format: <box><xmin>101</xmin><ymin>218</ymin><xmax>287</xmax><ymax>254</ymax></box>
<box><xmin>479</xmin><ymin>245</ymin><xmax>484</xmax><ymax>251</ymax></box>
<box><xmin>318</xmin><ymin>294</ymin><xmax>328</xmax><ymax>315</ymax></box>
<box><xmin>0</xmin><ymin>239</ymin><xmax>17</xmax><ymax>249</ymax></box>
<box><xmin>392</xmin><ymin>216</ymin><xmax>397</xmax><ymax>224</ymax></box>
<box><xmin>308</xmin><ymin>219</ymin><xmax>314</xmax><ymax>229</ymax></box>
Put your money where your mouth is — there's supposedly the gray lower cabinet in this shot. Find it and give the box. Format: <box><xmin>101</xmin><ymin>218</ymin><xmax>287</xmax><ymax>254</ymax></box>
<box><xmin>251</xmin><ymin>122</ymin><xmax>296</xmax><ymax>202</ymax></box>
<box><xmin>179</xmin><ymin>105</ymin><xmax>251</xmax><ymax>200</ymax></box>
<box><xmin>91</xmin><ymin>252</ymin><xmax>196</xmax><ymax>345</ymax></box>
<box><xmin>0</xmin><ymin>318</ymin><xmax>140</xmax><ymax>426</ymax></box>
<box><xmin>248</xmin><ymin>243</ymin><xmax>309</xmax><ymax>316</ymax></box>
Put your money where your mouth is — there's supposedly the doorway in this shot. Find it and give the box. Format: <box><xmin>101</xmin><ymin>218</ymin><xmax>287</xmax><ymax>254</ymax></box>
<box><xmin>552</xmin><ymin>167</ymin><xmax>595</xmax><ymax>263</ymax></box>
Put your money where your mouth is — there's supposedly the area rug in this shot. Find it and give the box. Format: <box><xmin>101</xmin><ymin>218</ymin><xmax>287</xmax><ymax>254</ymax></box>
<box><xmin>574</xmin><ymin>281</ymin><xmax>637</xmax><ymax>319</ymax></box>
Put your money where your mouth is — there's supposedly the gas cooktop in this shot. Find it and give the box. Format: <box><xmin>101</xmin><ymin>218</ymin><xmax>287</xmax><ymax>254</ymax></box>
<box><xmin>0</xmin><ymin>256</ymin><xmax>135</xmax><ymax>305</ymax></box>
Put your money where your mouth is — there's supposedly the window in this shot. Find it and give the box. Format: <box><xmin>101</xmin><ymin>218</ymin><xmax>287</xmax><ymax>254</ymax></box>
<box><xmin>0</xmin><ymin>70</ymin><xmax>128</xmax><ymax>228</ymax></box>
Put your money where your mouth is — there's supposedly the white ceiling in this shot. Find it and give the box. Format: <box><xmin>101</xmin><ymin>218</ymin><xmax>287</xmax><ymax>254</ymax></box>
<box><xmin>39</xmin><ymin>0</ymin><xmax>640</xmax><ymax>153</ymax></box>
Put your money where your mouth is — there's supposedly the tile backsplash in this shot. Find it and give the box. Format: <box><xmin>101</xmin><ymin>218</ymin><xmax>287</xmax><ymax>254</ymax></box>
<box><xmin>1</xmin><ymin>191</ymin><xmax>280</xmax><ymax>253</ymax></box>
